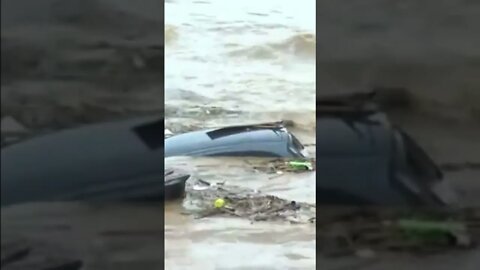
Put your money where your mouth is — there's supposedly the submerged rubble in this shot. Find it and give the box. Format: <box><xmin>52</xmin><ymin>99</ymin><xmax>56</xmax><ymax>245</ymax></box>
<box><xmin>182</xmin><ymin>177</ymin><xmax>316</xmax><ymax>224</ymax></box>
<box><xmin>180</xmin><ymin>173</ymin><xmax>480</xmax><ymax>255</ymax></box>
<box><xmin>316</xmin><ymin>207</ymin><xmax>480</xmax><ymax>257</ymax></box>
<box><xmin>179</xmin><ymin>169</ymin><xmax>479</xmax><ymax>255</ymax></box>
<box><xmin>250</xmin><ymin>158</ymin><xmax>315</xmax><ymax>174</ymax></box>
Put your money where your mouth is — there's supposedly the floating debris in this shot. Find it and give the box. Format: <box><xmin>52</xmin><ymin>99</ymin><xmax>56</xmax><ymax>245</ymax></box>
<box><xmin>394</xmin><ymin>219</ymin><xmax>471</xmax><ymax>248</ymax></box>
<box><xmin>182</xmin><ymin>178</ymin><xmax>316</xmax><ymax>224</ymax></box>
<box><xmin>316</xmin><ymin>207</ymin><xmax>480</xmax><ymax>256</ymax></box>
<box><xmin>252</xmin><ymin>158</ymin><xmax>315</xmax><ymax>174</ymax></box>
<box><xmin>287</xmin><ymin>160</ymin><xmax>314</xmax><ymax>171</ymax></box>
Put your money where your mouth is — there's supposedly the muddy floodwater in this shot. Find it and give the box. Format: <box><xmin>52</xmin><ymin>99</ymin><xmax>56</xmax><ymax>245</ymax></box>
<box><xmin>165</xmin><ymin>0</ymin><xmax>316</xmax><ymax>269</ymax></box>
<box><xmin>165</xmin><ymin>157</ymin><xmax>315</xmax><ymax>269</ymax></box>
<box><xmin>3</xmin><ymin>0</ymin><xmax>480</xmax><ymax>269</ymax></box>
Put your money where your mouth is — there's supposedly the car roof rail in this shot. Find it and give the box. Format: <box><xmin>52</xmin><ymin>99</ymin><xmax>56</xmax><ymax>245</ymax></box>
<box><xmin>317</xmin><ymin>91</ymin><xmax>380</xmax><ymax>118</ymax></box>
<box><xmin>206</xmin><ymin>120</ymin><xmax>291</xmax><ymax>140</ymax></box>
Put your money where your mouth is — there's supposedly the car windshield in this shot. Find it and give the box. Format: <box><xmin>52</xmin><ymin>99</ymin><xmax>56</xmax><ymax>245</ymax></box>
<box><xmin>287</xmin><ymin>132</ymin><xmax>308</xmax><ymax>157</ymax></box>
<box><xmin>290</xmin><ymin>133</ymin><xmax>304</xmax><ymax>150</ymax></box>
<box><xmin>401</xmin><ymin>131</ymin><xmax>442</xmax><ymax>182</ymax></box>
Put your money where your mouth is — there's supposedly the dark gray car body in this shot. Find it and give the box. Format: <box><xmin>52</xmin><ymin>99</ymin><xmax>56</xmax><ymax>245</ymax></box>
<box><xmin>316</xmin><ymin>114</ymin><xmax>446</xmax><ymax>206</ymax></box>
<box><xmin>1</xmin><ymin>116</ymin><xmax>166</xmax><ymax>206</ymax></box>
<box><xmin>1</xmin><ymin>117</ymin><xmax>304</xmax><ymax>206</ymax></box>
<box><xmin>1</xmin><ymin>92</ymin><xmax>452</xmax><ymax>206</ymax></box>
<box><xmin>315</xmin><ymin>92</ymin><xmax>451</xmax><ymax>206</ymax></box>
<box><xmin>165</xmin><ymin>124</ymin><xmax>306</xmax><ymax>158</ymax></box>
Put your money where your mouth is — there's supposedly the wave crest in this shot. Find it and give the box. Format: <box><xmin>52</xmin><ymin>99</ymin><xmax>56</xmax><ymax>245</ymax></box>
<box><xmin>165</xmin><ymin>25</ymin><xmax>178</xmax><ymax>45</ymax></box>
<box><xmin>228</xmin><ymin>33</ymin><xmax>315</xmax><ymax>60</ymax></box>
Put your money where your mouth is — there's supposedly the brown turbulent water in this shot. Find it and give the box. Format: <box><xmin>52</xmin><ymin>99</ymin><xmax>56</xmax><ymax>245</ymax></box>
<box><xmin>2</xmin><ymin>0</ymin><xmax>480</xmax><ymax>269</ymax></box>
<box><xmin>164</xmin><ymin>0</ymin><xmax>316</xmax><ymax>268</ymax></box>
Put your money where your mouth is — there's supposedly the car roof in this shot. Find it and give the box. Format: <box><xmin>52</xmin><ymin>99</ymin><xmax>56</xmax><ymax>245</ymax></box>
<box><xmin>316</xmin><ymin>91</ymin><xmax>394</xmax><ymax>157</ymax></box>
<box><xmin>1</xmin><ymin>116</ymin><xmax>164</xmax><ymax>205</ymax></box>
<box><xmin>316</xmin><ymin>92</ymin><xmax>393</xmax><ymax>156</ymax></box>
<box><xmin>317</xmin><ymin>115</ymin><xmax>394</xmax><ymax>157</ymax></box>
<box><xmin>165</xmin><ymin>126</ymin><xmax>290</xmax><ymax>157</ymax></box>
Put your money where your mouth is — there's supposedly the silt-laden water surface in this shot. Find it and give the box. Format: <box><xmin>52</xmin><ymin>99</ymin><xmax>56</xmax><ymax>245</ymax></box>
<box><xmin>165</xmin><ymin>0</ymin><xmax>316</xmax><ymax>269</ymax></box>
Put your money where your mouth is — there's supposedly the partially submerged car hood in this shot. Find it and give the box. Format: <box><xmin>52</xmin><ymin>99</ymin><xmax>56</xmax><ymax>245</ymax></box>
<box><xmin>165</xmin><ymin>123</ymin><xmax>305</xmax><ymax>158</ymax></box>
<box><xmin>316</xmin><ymin>117</ymin><xmax>392</xmax><ymax>157</ymax></box>
<box><xmin>1</xmin><ymin>116</ymin><xmax>165</xmax><ymax>206</ymax></box>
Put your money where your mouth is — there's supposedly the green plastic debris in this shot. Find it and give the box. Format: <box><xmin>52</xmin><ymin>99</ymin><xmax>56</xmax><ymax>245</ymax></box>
<box><xmin>397</xmin><ymin>220</ymin><xmax>465</xmax><ymax>232</ymax></box>
<box><xmin>287</xmin><ymin>160</ymin><xmax>313</xmax><ymax>171</ymax></box>
<box><xmin>396</xmin><ymin>219</ymin><xmax>470</xmax><ymax>246</ymax></box>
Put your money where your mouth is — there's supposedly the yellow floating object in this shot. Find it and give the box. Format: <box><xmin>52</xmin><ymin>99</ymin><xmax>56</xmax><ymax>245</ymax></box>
<box><xmin>214</xmin><ymin>198</ymin><xmax>225</xmax><ymax>208</ymax></box>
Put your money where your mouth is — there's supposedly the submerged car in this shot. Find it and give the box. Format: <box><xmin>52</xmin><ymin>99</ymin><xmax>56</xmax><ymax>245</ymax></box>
<box><xmin>1</xmin><ymin>92</ymin><xmax>456</xmax><ymax>207</ymax></box>
<box><xmin>1</xmin><ymin>116</ymin><xmax>169</xmax><ymax>206</ymax></box>
<box><xmin>166</xmin><ymin>91</ymin><xmax>456</xmax><ymax>206</ymax></box>
<box><xmin>1</xmin><ymin>116</ymin><xmax>303</xmax><ymax>206</ymax></box>
<box><xmin>315</xmin><ymin>91</ymin><xmax>457</xmax><ymax>206</ymax></box>
<box><xmin>165</xmin><ymin>121</ymin><xmax>309</xmax><ymax>158</ymax></box>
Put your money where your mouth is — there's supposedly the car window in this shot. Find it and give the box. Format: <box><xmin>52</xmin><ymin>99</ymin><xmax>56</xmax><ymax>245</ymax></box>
<box><xmin>400</xmin><ymin>131</ymin><xmax>442</xmax><ymax>181</ymax></box>
<box><xmin>290</xmin><ymin>133</ymin><xmax>304</xmax><ymax>150</ymax></box>
<box><xmin>133</xmin><ymin>119</ymin><xmax>164</xmax><ymax>150</ymax></box>
<box><xmin>207</xmin><ymin>151</ymin><xmax>283</xmax><ymax>157</ymax></box>
<box><xmin>206</xmin><ymin>126</ymin><xmax>284</xmax><ymax>140</ymax></box>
